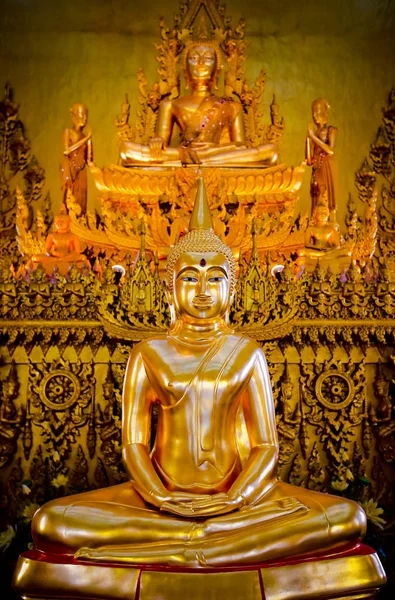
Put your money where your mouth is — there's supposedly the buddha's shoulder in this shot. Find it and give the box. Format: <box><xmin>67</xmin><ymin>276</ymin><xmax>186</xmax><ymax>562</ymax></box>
<box><xmin>129</xmin><ymin>336</ymin><xmax>168</xmax><ymax>356</ymax></box>
<box><xmin>231</xmin><ymin>334</ymin><xmax>264</xmax><ymax>354</ymax></box>
<box><xmin>130</xmin><ymin>334</ymin><xmax>262</xmax><ymax>356</ymax></box>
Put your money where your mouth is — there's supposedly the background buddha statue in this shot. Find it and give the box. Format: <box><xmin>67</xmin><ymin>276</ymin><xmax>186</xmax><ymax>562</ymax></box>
<box><xmin>305</xmin><ymin>97</ymin><xmax>338</xmax><ymax>213</ymax></box>
<box><xmin>119</xmin><ymin>42</ymin><xmax>278</xmax><ymax>166</ymax></box>
<box><xmin>304</xmin><ymin>192</ymin><xmax>340</xmax><ymax>252</ymax></box>
<box><xmin>31</xmin><ymin>206</ymin><xmax>89</xmax><ymax>276</ymax></box>
<box><xmin>298</xmin><ymin>192</ymin><xmax>351</xmax><ymax>271</ymax></box>
<box><xmin>31</xmin><ymin>178</ymin><xmax>366</xmax><ymax>567</ymax></box>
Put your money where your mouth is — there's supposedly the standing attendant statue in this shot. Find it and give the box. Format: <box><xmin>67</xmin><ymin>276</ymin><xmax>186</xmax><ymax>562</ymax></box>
<box><xmin>60</xmin><ymin>103</ymin><xmax>93</xmax><ymax>214</ymax></box>
<box><xmin>305</xmin><ymin>98</ymin><xmax>338</xmax><ymax>213</ymax></box>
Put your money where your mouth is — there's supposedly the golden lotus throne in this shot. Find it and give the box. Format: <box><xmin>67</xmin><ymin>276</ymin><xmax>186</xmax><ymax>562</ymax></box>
<box><xmin>13</xmin><ymin>178</ymin><xmax>386</xmax><ymax>600</ymax></box>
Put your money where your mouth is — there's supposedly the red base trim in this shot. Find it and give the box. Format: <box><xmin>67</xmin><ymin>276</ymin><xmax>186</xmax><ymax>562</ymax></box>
<box><xmin>22</xmin><ymin>542</ymin><xmax>376</xmax><ymax>573</ymax></box>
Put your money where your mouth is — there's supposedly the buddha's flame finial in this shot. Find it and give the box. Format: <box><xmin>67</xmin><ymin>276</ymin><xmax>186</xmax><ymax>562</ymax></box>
<box><xmin>189</xmin><ymin>177</ymin><xmax>214</xmax><ymax>231</ymax></box>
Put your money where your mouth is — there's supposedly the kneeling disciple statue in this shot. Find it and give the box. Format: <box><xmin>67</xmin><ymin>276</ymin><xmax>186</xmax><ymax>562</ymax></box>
<box><xmin>14</xmin><ymin>179</ymin><xmax>386</xmax><ymax>600</ymax></box>
<box><xmin>120</xmin><ymin>42</ymin><xmax>278</xmax><ymax>166</ymax></box>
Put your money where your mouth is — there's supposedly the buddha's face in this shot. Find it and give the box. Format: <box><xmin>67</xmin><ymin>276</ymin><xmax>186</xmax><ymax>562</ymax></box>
<box><xmin>173</xmin><ymin>252</ymin><xmax>230</xmax><ymax>323</ymax></box>
<box><xmin>54</xmin><ymin>214</ymin><xmax>71</xmax><ymax>233</ymax></box>
<box><xmin>186</xmin><ymin>44</ymin><xmax>217</xmax><ymax>85</ymax></box>
<box><xmin>312</xmin><ymin>101</ymin><xmax>328</xmax><ymax>127</ymax></box>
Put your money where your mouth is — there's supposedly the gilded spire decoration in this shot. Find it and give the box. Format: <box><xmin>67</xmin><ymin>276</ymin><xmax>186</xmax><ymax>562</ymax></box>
<box><xmin>188</xmin><ymin>176</ymin><xmax>214</xmax><ymax>231</ymax></box>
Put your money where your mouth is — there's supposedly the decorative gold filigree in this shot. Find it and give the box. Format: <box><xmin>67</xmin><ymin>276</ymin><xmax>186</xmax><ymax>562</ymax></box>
<box><xmin>96</xmin><ymin>364</ymin><xmax>126</xmax><ymax>482</ymax></box>
<box><xmin>0</xmin><ymin>85</ymin><xmax>47</xmax><ymax>261</ymax></box>
<box><xmin>315</xmin><ymin>370</ymin><xmax>354</xmax><ymax>411</ymax></box>
<box><xmin>275</xmin><ymin>361</ymin><xmax>301</xmax><ymax>467</ymax></box>
<box><xmin>0</xmin><ymin>361</ymin><xmax>24</xmax><ymax>467</ymax></box>
<box><xmin>85</xmin><ymin>163</ymin><xmax>305</xmax><ymax>261</ymax></box>
<box><xmin>26</xmin><ymin>358</ymin><xmax>95</xmax><ymax>459</ymax></box>
<box><xmin>354</xmin><ymin>88</ymin><xmax>395</xmax><ymax>270</ymax></box>
<box><xmin>370</xmin><ymin>360</ymin><xmax>395</xmax><ymax>463</ymax></box>
<box><xmin>301</xmin><ymin>359</ymin><xmax>366</xmax><ymax>481</ymax></box>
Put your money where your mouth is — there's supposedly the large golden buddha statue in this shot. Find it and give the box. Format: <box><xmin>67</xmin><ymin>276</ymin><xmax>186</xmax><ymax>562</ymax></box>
<box><xmin>14</xmin><ymin>180</ymin><xmax>386</xmax><ymax>599</ymax></box>
<box><xmin>119</xmin><ymin>43</ymin><xmax>278</xmax><ymax>166</ymax></box>
<box><xmin>34</xmin><ymin>180</ymin><xmax>363</xmax><ymax>559</ymax></box>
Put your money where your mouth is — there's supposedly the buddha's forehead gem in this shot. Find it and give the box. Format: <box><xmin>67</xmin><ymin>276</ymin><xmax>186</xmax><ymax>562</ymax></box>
<box><xmin>200</xmin><ymin>258</ymin><xmax>207</xmax><ymax>267</ymax></box>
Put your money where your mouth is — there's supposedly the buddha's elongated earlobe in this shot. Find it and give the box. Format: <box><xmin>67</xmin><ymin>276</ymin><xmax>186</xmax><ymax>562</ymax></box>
<box><xmin>163</xmin><ymin>279</ymin><xmax>176</xmax><ymax>326</ymax></box>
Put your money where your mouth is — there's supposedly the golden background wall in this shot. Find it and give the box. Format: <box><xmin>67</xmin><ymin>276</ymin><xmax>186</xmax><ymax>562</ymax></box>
<box><xmin>1</xmin><ymin>0</ymin><xmax>395</xmax><ymax>225</ymax></box>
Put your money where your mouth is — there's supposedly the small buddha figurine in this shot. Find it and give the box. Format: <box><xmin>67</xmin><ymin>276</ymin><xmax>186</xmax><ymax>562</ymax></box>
<box><xmin>304</xmin><ymin>192</ymin><xmax>340</xmax><ymax>252</ymax></box>
<box><xmin>298</xmin><ymin>194</ymin><xmax>351</xmax><ymax>272</ymax></box>
<box><xmin>60</xmin><ymin>103</ymin><xmax>93</xmax><ymax>214</ymax></box>
<box><xmin>305</xmin><ymin>98</ymin><xmax>338</xmax><ymax>213</ymax></box>
<box><xmin>120</xmin><ymin>42</ymin><xmax>278</xmax><ymax>166</ymax></box>
<box><xmin>31</xmin><ymin>178</ymin><xmax>366</xmax><ymax>568</ymax></box>
<box><xmin>31</xmin><ymin>206</ymin><xmax>89</xmax><ymax>276</ymax></box>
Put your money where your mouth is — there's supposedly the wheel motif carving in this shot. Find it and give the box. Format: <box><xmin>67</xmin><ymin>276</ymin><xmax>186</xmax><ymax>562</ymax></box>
<box><xmin>315</xmin><ymin>371</ymin><xmax>354</xmax><ymax>410</ymax></box>
<box><xmin>40</xmin><ymin>370</ymin><xmax>80</xmax><ymax>411</ymax></box>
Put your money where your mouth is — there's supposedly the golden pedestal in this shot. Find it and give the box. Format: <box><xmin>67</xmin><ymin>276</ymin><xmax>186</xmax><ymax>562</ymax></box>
<box><xmin>64</xmin><ymin>163</ymin><xmax>306</xmax><ymax>262</ymax></box>
<box><xmin>13</xmin><ymin>545</ymin><xmax>386</xmax><ymax>600</ymax></box>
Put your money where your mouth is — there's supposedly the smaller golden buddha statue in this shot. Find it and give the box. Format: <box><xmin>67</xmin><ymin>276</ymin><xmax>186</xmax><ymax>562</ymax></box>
<box><xmin>305</xmin><ymin>97</ymin><xmax>338</xmax><ymax>213</ymax></box>
<box><xmin>305</xmin><ymin>193</ymin><xmax>340</xmax><ymax>252</ymax></box>
<box><xmin>60</xmin><ymin>103</ymin><xmax>93</xmax><ymax>214</ymax></box>
<box><xmin>120</xmin><ymin>42</ymin><xmax>278</xmax><ymax>166</ymax></box>
<box><xmin>31</xmin><ymin>206</ymin><xmax>89</xmax><ymax>276</ymax></box>
<box><xmin>298</xmin><ymin>192</ymin><xmax>350</xmax><ymax>272</ymax></box>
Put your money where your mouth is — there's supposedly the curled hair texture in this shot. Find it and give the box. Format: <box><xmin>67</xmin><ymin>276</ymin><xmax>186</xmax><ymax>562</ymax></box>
<box><xmin>166</xmin><ymin>229</ymin><xmax>236</xmax><ymax>296</ymax></box>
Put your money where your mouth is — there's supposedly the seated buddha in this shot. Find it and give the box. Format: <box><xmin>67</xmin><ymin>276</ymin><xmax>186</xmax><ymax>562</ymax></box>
<box><xmin>298</xmin><ymin>192</ymin><xmax>351</xmax><ymax>272</ymax></box>
<box><xmin>31</xmin><ymin>206</ymin><xmax>89</xmax><ymax>276</ymax></box>
<box><xmin>31</xmin><ymin>178</ymin><xmax>367</xmax><ymax>569</ymax></box>
<box><xmin>119</xmin><ymin>42</ymin><xmax>278</xmax><ymax>166</ymax></box>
